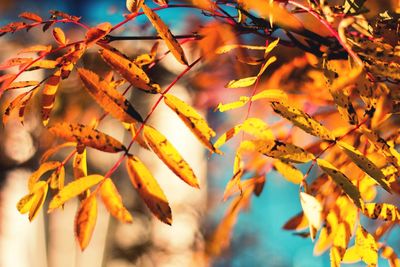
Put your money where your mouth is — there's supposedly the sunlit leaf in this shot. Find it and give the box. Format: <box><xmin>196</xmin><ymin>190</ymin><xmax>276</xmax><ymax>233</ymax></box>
<box><xmin>28</xmin><ymin>181</ymin><xmax>48</xmax><ymax>221</ymax></box>
<box><xmin>142</xmin><ymin>4</ymin><xmax>188</xmax><ymax>65</ymax></box>
<box><xmin>274</xmin><ymin>160</ymin><xmax>303</xmax><ymax>184</ymax></box>
<box><xmin>78</xmin><ymin>68</ymin><xmax>144</xmax><ymax>123</ymax></box>
<box><xmin>28</xmin><ymin>161</ymin><xmax>61</xmax><ymax>191</ymax></box>
<box><xmin>49</xmin><ymin>166</ymin><xmax>65</xmax><ymax>190</ymax></box>
<box><xmin>126</xmin><ymin>155</ymin><xmax>172</xmax><ymax>225</ymax></box>
<box><xmin>99</xmin><ymin>178</ymin><xmax>133</xmax><ymax>223</ymax></box>
<box><xmin>42</xmin><ymin>69</ymin><xmax>61</xmax><ymax>126</ymax></box>
<box><xmin>300</xmin><ymin>192</ymin><xmax>322</xmax><ymax>229</ymax></box>
<box><xmin>19</xmin><ymin>12</ymin><xmax>43</xmax><ymax>22</ymax></box>
<box><xmin>271</xmin><ymin>101</ymin><xmax>335</xmax><ymax>141</ymax></box>
<box><xmin>85</xmin><ymin>22</ymin><xmax>112</xmax><ymax>46</ymax></box>
<box><xmin>48</xmin><ymin>175</ymin><xmax>104</xmax><ymax>211</ymax></box>
<box><xmin>225</xmin><ymin>76</ymin><xmax>257</xmax><ymax>88</ymax></box>
<box><xmin>337</xmin><ymin>141</ymin><xmax>390</xmax><ymax>192</ymax></box>
<box><xmin>75</xmin><ymin>193</ymin><xmax>97</xmax><ymax>251</ymax></box>
<box><xmin>49</xmin><ymin>123</ymin><xmax>126</xmax><ymax>153</ymax></box>
<box><xmin>317</xmin><ymin>159</ymin><xmax>362</xmax><ymax>208</ymax></box>
<box><xmin>362</xmin><ymin>203</ymin><xmax>400</xmax><ymax>221</ymax></box>
<box><xmin>99</xmin><ymin>48</ymin><xmax>161</xmax><ymax>94</ymax></box>
<box><xmin>164</xmin><ymin>93</ymin><xmax>221</xmax><ymax>154</ymax></box>
<box><xmin>143</xmin><ymin>125</ymin><xmax>199</xmax><ymax>188</ymax></box>
<box><xmin>126</xmin><ymin>0</ymin><xmax>144</xmax><ymax>13</ymax></box>
<box><xmin>257</xmin><ymin>139</ymin><xmax>316</xmax><ymax>163</ymax></box>
<box><xmin>53</xmin><ymin>27</ymin><xmax>67</xmax><ymax>46</ymax></box>
<box><xmin>355</xmin><ymin>225</ymin><xmax>378</xmax><ymax>265</ymax></box>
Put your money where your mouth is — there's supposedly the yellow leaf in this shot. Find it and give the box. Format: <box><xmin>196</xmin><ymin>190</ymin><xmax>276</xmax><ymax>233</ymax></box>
<box><xmin>78</xmin><ymin>68</ymin><xmax>144</xmax><ymax>123</ymax></box>
<box><xmin>42</xmin><ymin>69</ymin><xmax>61</xmax><ymax>126</ymax></box>
<box><xmin>164</xmin><ymin>93</ymin><xmax>221</xmax><ymax>154</ymax></box>
<box><xmin>48</xmin><ymin>174</ymin><xmax>104</xmax><ymax>211</ymax></box>
<box><xmin>362</xmin><ymin>203</ymin><xmax>400</xmax><ymax>221</ymax></box>
<box><xmin>8</xmin><ymin>81</ymin><xmax>39</xmax><ymax>90</ymax></box>
<box><xmin>28</xmin><ymin>161</ymin><xmax>61</xmax><ymax>191</ymax></box>
<box><xmin>271</xmin><ymin>101</ymin><xmax>335</xmax><ymax>141</ymax></box>
<box><xmin>133</xmin><ymin>41</ymin><xmax>159</xmax><ymax>67</ymax></box>
<box><xmin>143</xmin><ymin>125</ymin><xmax>199</xmax><ymax>188</ymax></box>
<box><xmin>225</xmin><ymin>76</ymin><xmax>257</xmax><ymax>88</ymax></box>
<box><xmin>274</xmin><ymin>160</ymin><xmax>303</xmax><ymax>184</ymax></box>
<box><xmin>73</xmin><ymin>147</ymin><xmax>88</xmax><ymax>179</ymax></box>
<box><xmin>329</xmin><ymin>85</ymin><xmax>358</xmax><ymax>125</ymax></box>
<box><xmin>330</xmin><ymin>222</ymin><xmax>351</xmax><ymax>264</ymax></box>
<box><xmin>142</xmin><ymin>4</ymin><xmax>188</xmax><ymax>65</ymax></box>
<box><xmin>49</xmin><ymin>122</ymin><xmax>126</xmax><ymax>153</ymax></box>
<box><xmin>28</xmin><ymin>181</ymin><xmax>49</xmax><ymax>221</ymax></box>
<box><xmin>17</xmin><ymin>193</ymin><xmax>35</xmax><ymax>214</ymax></box>
<box><xmin>99</xmin><ymin>178</ymin><xmax>133</xmax><ymax>223</ymax></box>
<box><xmin>252</xmin><ymin>89</ymin><xmax>288</xmax><ymax>102</ymax></box>
<box><xmin>237</xmin><ymin>0</ymin><xmax>304</xmax><ymax>31</ymax></box>
<box><xmin>75</xmin><ymin>193</ymin><xmax>97</xmax><ymax>251</ymax></box>
<box><xmin>300</xmin><ymin>192</ymin><xmax>322</xmax><ymax>229</ymax></box>
<box><xmin>53</xmin><ymin>27</ymin><xmax>66</xmax><ymax>46</ymax></box>
<box><xmin>216</xmin><ymin>97</ymin><xmax>249</xmax><ymax>112</ymax></box>
<box><xmin>355</xmin><ymin>226</ymin><xmax>378</xmax><ymax>265</ymax></box>
<box><xmin>257</xmin><ymin>139</ymin><xmax>315</xmax><ymax>163</ymax></box>
<box><xmin>85</xmin><ymin>22</ymin><xmax>112</xmax><ymax>46</ymax></box>
<box><xmin>317</xmin><ymin>159</ymin><xmax>363</xmax><ymax>208</ymax></box>
<box><xmin>257</xmin><ymin>56</ymin><xmax>276</xmax><ymax>77</ymax></box>
<box><xmin>40</xmin><ymin>142</ymin><xmax>76</xmax><ymax>163</ymax></box>
<box><xmin>99</xmin><ymin>48</ymin><xmax>161</xmax><ymax>93</ymax></box>
<box><xmin>126</xmin><ymin>0</ymin><xmax>144</xmax><ymax>13</ymax></box>
<box><xmin>49</xmin><ymin>166</ymin><xmax>65</xmax><ymax>190</ymax></box>
<box><xmin>337</xmin><ymin>141</ymin><xmax>390</xmax><ymax>192</ymax></box>
<box><xmin>342</xmin><ymin>246</ymin><xmax>362</xmax><ymax>263</ymax></box>
<box><xmin>126</xmin><ymin>156</ymin><xmax>172</xmax><ymax>225</ymax></box>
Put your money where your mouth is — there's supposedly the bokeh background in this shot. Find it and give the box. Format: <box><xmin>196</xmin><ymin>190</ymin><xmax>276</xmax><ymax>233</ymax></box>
<box><xmin>0</xmin><ymin>1</ymin><xmax>399</xmax><ymax>267</ymax></box>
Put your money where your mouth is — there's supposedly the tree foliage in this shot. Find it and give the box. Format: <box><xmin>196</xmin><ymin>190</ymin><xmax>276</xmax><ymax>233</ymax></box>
<box><xmin>1</xmin><ymin>0</ymin><xmax>400</xmax><ymax>265</ymax></box>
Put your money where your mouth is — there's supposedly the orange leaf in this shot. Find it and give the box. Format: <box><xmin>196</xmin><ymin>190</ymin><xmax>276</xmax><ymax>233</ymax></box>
<box><xmin>19</xmin><ymin>12</ymin><xmax>43</xmax><ymax>22</ymax></box>
<box><xmin>142</xmin><ymin>4</ymin><xmax>188</xmax><ymax>65</ymax></box>
<box><xmin>126</xmin><ymin>0</ymin><xmax>144</xmax><ymax>13</ymax></box>
<box><xmin>85</xmin><ymin>22</ymin><xmax>112</xmax><ymax>46</ymax></box>
<box><xmin>99</xmin><ymin>178</ymin><xmax>133</xmax><ymax>223</ymax></box>
<box><xmin>126</xmin><ymin>155</ymin><xmax>172</xmax><ymax>225</ymax></box>
<box><xmin>42</xmin><ymin>69</ymin><xmax>61</xmax><ymax>126</ymax></box>
<box><xmin>75</xmin><ymin>193</ymin><xmax>97</xmax><ymax>251</ymax></box>
<box><xmin>53</xmin><ymin>27</ymin><xmax>67</xmax><ymax>46</ymax></box>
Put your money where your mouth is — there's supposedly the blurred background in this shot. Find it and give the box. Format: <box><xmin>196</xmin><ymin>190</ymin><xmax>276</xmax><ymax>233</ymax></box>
<box><xmin>0</xmin><ymin>1</ymin><xmax>399</xmax><ymax>267</ymax></box>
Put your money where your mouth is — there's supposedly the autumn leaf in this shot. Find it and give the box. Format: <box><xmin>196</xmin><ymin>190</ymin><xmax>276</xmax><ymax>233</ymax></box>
<box><xmin>126</xmin><ymin>0</ymin><xmax>144</xmax><ymax>13</ymax></box>
<box><xmin>126</xmin><ymin>156</ymin><xmax>172</xmax><ymax>225</ymax></box>
<box><xmin>53</xmin><ymin>27</ymin><xmax>67</xmax><ymax>46</ymax></box>
<box><xmin>317</xmin><ymin>159</ymin><xmax>363</xmax><ymax>208</ymax></box>
<box><xmin>362</xmin><ymin>203</ymin><xmax>400</xmax><ymax>221</ymax></box>
<box><xmin>49</xmin><ymin>122</ymin><xmax>126</xmax><ymax>153</ymax></box>
<box><xmin>85</xmin><ymin>22</ymin><xmax>112</xmax><ymax>46</ymax></box>
<box><xmin>19</xmin><ymin>12</ymin><xmax>43</xmax><ymax>22</ymax></box>
<box><xmin>142</xmin><ymin>4</ymin><xmax>188</xmax><ymax>65</ymax></box>
<box><xmin>256</xmin><ymin>139</ymin><xmax>316</xmax><ymax>163</ymax></box>
<box><xmin>75</xmin><ymin>193</ymin><xmax>97</xmax><ymax>251</ymax></box>
<box><xmin>78</xmin><ymin>68</ymin><xmax>144</xmax><ymax>123</ymax></box>
<box><xmin>143</xmin><ymin>125</ymin><xmax>199</xmax><ymax>188</ymax></box>
<box><xmin>354</xmin><ymin>225</ymin><xmax>378</xmax><ymax>265</ymax></box>
<box><xmin>274</xmin><ymin>160</ymin><xmax>303</xmax><ymax>184</ymax></box>
<box><xmin>164</xmin><ymin>93</ymin><xmax>221</xmax><ymax>154</ymax></box>
<box><xmin>337</xmin><ymin>141</ymin><xmax>391</xmax><ymax>192</ymax></box>
<box><xmin>49</xmin><ymin>166</ymin><xmax>65</xmax><ymax>190</ymax></box>
<box><xmin>28</xmin><ymin>181</ymin><xmax>49</xmax><ymax>221</ymax></box>
<box><xmin>28</xmin><ymin>161</ymin><xmax>62</xmax><ymax>191</ymax></box>
<box><xmin>99</xmin><ymin>48</ymin><xmax>161</xmax><ymax>94</ymax></box>
<box><xmin>48</xmin><ymin>174</ymin><xmax>104</xmax><ymax>211</ymax></box>
<box><xmin>99</xmin><ymin>178</ymin><xmax>133</xmax><ymax>223</ymax></box>
<box><xmin>282</xmin><ymin>212</ymin><xmax>309</xmax><ymax>231</ymax></box>
<box><xmin>300</xmin><ymin>192</ymin><xmax>322</xmax><ymax>229</ymax></box>
<box><xmin>42</xmin><ymin>69</ymin><xmax>61</xmax><ymax>126</ymax></box>
<box><xmin>271</xmin><ymin>101</ymin><xmax>335</xmax><ymax>141</ymax></box>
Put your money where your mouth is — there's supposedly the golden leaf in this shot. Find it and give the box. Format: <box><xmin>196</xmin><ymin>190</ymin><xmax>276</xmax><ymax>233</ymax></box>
<box><xmin>317</xmin><ymin>159</ymin><xmax>363</xmax><ymax>208</ymax></box>
<box><xmin>53</xmin><ymin>27</ymin><xmax>66</xmax><ymax>46</ymax></box>
<box><xmin>99</xmin><ymin>48</ymin><xmax>160</xmax><ymax>94</ymax></box>
<box><xmin>330</xmin><ymin>222</ymin><xmax>351</xmax><ymax>265</ymax></box>
<box><xmin>271</xmin><ymin>101</ymin><xmax>335</xmax><ymax>141</ymax></box>
<box><xmin>99</xmin><ymin>178</ymin><xmax>133</xmax><ymax>223</ymax></box>
<box><xmin>42</xmin><ymin>69</ymin><xmax>61</xmax><ymax>126</ymax></box>
<box><xmin>28</xmin><ymin>161</ymin><xmax>61</xmax><ymax>191</ymax></box>
<box><xmin>19</xmin><ymin>12</ymin><xmax>43</xmax><ymax>22</ymax></box>
<box><xmin>49</xmin><ymin>166</ymin><xmax>65</xmax><ymax>190</ymax></box>
<box><xmin>126</xmin><ymin>0</ymin><xmax>144</xmax><ymax>13</ymax></box>
<box><xmin>78</xmin><ymin>68</ymin><xmax>144</xmax><ymax>123</ymax></box>
<box><xmin>142</xmin><ymin>4</ymin><xmax>188</xmax><ymax>65</ymax></box>
<box><xmin>355</xmin><ymin>226</ymin><xmax>378</xmax><ymax>265</ymax></box>
<box><xmin>257</xmin><ymin>139</ymin><xmax>315</xmax><ymax>163</ymax></box>
<box><xmin>73</xmin><ymin>147</ymin><xmax>87</xmax><ymax>179</ymax></box>
<box><xmin>85</xmin><ymin>22</ymin><xmax>112</xmax><ymax>46</ymax></box>
<box><xmin>164</xmin><ymin>93</ymin><xmax>221</xmax><ymax>154</ymax></box>
<box><xmin>49</xmin><ymin>122</ymin><xmax>126</xmax><ymax>153</ymax></box>
<box><xmin>337</xmin><ymin>141</ymin><xmax>390</xmax><ymax>192</ymax></box>
<box><xmin>126</xmin><ymin>156</ymin><xmax>172</xmax><ymax>225</ymax></box>
<box><xmin>274</xmin><ymin>160</ymin><xmax>303</xmax><ymax>184</ymax></box>
<box><xmin>225</xmin><ymin>76</ymin><xmax>257</xmax><ymax>88</ymax></box>
<box><xmin>75</xmin><ymin>193</ymin><xmax>97</xmax><ymax>251</ymax></box>
<box><xmin>143</xmin><ymin>125</ymin><xmax>199</xmax><ymax>188</ymax></box>
<box><xmin>28</xmin><ymin>181</ymin><xmax>48</xmax><ymax>221</ymax></box>
<box><xmin>362</xmin><ymin>203</ymin><xmax>400</xmax><ymax>221</ymax></box>
<box><xmin>48</xmin><ymin>174</ymin><xmax>104</xmax><ymax>211</ymax></box>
